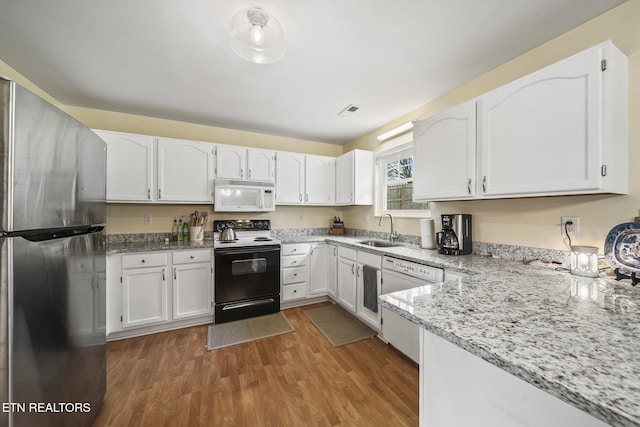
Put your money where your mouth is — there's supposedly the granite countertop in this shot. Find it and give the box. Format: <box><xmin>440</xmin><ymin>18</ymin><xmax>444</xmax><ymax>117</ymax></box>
<box><xmin>378</xmin><ymin>256</ymin><xmax>640</xmax><ymax>426</ymax></box>
<box><xmin>107</xmin><ymin>234</ymin><xmax>640</xmax><ymax>425</ymax></box>
<box><xmin>107</xmin><ymin>239</ymin><xmax>215</xmax><ymax>255</ymax></box>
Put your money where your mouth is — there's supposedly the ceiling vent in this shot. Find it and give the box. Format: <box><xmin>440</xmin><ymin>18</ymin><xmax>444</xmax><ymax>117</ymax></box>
<box><xmin>337</xmin><ymin>104</ymin><xmax>360</xmax><ymax>117</ymax></box>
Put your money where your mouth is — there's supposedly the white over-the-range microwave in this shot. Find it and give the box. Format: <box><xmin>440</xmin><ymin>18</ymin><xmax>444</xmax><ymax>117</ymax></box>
<box><xmin>213</xmin><ymin>179</ymin><xmax>275</xmax><ymax>212</ymax></box>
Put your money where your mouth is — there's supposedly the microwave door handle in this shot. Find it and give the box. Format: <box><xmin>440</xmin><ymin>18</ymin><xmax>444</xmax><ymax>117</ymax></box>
<box><xmin>260</xmin><ymin>191</ymin><xmax>264</xmax><ymax>209</ymax></box>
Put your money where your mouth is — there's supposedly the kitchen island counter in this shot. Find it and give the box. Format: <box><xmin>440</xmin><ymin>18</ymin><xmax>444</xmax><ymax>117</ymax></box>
<box><xmin>380</xmin><ymin>260</ymin><xmax>640</xmax><ymax>426</ymax></box>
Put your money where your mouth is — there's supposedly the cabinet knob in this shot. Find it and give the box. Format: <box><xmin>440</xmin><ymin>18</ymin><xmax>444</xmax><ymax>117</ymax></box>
<box><xmin>190</xmin><ymin>255</ymin><xmax>195</xmax><ymax>259</ymax></box>
<box><xmin>482</xmin><ymin>176</ymin><xmax>487</xmax><ymax>193</ymax></box>
<box><xmin>467</xmin><ymin>179</ymin><xmax>472</xmax><ymax>195</ymax></box>
<box><xmin>141</xmin><ymin>259</ymin><xmax>146</xmax><ymax>263</ymax></box>
<box><xmin>292</xmin><ymin>261</ymin><xmax>297</xmax><ymax>264</ymax></box>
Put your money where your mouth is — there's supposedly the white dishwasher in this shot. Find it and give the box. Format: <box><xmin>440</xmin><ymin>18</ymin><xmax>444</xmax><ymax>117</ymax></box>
<box><xmin>381</xmin><ymin>256</ymin><xmax>444</xmax><ymax>363</ymax></box>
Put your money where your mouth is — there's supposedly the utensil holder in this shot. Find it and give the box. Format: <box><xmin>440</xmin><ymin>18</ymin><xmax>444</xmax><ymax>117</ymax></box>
<box><xmin>190</xmin><ymin>226</ymin><xmax>203</xmax><ymax>242</ymax></box>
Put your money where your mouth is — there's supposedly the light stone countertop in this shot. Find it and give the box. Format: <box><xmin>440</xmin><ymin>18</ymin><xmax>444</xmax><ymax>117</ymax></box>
<box><xmin>107</xmin><ymin>234</ymin><xmax>640</xmax><ymax>426</ymax></box>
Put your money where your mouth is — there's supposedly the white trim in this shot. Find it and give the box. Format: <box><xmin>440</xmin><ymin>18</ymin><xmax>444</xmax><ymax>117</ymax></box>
<box><xmin>375</xmin><ymin>142</ymin><xmax>430</xmax><ymax>218</ymax></box>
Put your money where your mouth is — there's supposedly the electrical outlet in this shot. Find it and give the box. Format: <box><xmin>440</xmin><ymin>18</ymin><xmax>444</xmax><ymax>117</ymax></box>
<box><xmin>561</xmin><ymin>216</ymin><xmax>579</xmax><ymax>236</ymax></box>
<box><xmin>144</xmin><ymin>214</ymin><xmax>152</xmax><ymax>225</ymax></box>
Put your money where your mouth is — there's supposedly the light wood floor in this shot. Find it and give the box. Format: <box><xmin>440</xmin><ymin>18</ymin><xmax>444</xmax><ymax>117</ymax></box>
<box><xmin>92</xmin><ymin>302</ymin><xmax>419</xmax><ymax>426</ymax></box>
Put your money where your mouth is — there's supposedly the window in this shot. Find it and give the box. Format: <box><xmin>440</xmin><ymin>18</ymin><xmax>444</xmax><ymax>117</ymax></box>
<box><xmin>376</xmin><ymin>142</ymin><xmax>429</xmax><ymax>217</ymax></box>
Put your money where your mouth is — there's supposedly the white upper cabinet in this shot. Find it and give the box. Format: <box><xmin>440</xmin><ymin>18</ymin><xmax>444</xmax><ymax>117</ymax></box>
<box><xmin>246</xmin><ymin>148</ymin><xmax>276</xmax><ymax>181</ymax></box>
<box><xmin>335</xmin><ymin>149</ymin><xmax>373</xmax><ymax>205</ymax></box>
<box><xmin>305</xmin><ymin>155</ymin><xmax>336</xmax><ymax>205</ymax></box>
<box><xmin>98</xmin><ymin>130</ymin><xmax>215</xmax><ymax>204</ymax></box>
<box><xmin>478</xmin><ymin>40</ymin><xmax>627</xmax><ymax>198</ymax></box>
<box><xmin>157</xmin><ymin>138</ymin><xmax>214</xmax><ymax>203</ymax></box>
<box><xmin>412</xmin><ymin>40</ymin><xmax>628</xmax><ymax>202</ymax></box>
<box><xmin>98</xmin><ymin>130</ymin><xmax>155</xmax><ymax>202</ymax></box>
<box><xmin>216</xmin><ymin>145</ymin><xmax>275</xmax><ymax>182</ymax></box>
<box><xmin>215</xmin><ymin>144</ymin><xmax>246</xmax><ymax>180</ymax></box>
<box><xmin>275</xmin><ymin>151</ymin><xmax>305</xmax><ymax>204</ymax></box>
<box><xmin>413</xmin><ymin>100</ymin><xmax>477</xmax><ymax>201</ymax></box>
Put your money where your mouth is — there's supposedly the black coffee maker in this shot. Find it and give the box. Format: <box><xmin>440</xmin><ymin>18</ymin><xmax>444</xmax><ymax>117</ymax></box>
<box><xmin>436</xmin><ymin>214</ymin><xmax>472</xmax><ymax>255</ymax></box>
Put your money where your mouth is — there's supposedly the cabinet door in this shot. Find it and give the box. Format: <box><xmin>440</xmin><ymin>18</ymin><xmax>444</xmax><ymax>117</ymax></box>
<box><xmin>216</xmin><ymin>145</ymin><xmax>246</xmax><ymax>180</ymax></box>
<box><xmin>275</xmin><ymin>152</ymin><xmax>305</xmax><ymax>204</ymax></box>
<box><xmin>309</xmin><ymin>244</ymin><xmax>328</xmax><ymax>296</ymax></box>
<box><xmin>122</xmin><ymin>267</ymin><xmax>168</xmax><ymax>328</ymax></box>
<box><xmin>335</xmin><ymin>151</ymin><xmax>354</xmax><ymax>204</ymax></box>
<box><xmin>337</xmin><ymin>257</ymin><xmax>356</xmax><ymax>312</ymax></box>
<box><xmin>327</xmin><ymin>245</ymin><xmax>338</xmax><ymax>298</ymax></box>
<box><xmin>305</xmin><ymin>155</ymin><xmax>335</xmax><ymax>205</ymax></box>
<box><xmin>355</xmin><ymin>263</ymin><xmax>381</xmax><ymax>329</ymax></box>
<box><xmin>157</xmin><ymin>138</ymin><xmax>214</xmax><ymax>203</ymax></box>
<box><xmin>247</xmin><ymin>148</ymin><xmax>275</xmax><ymax>182</ymax></box>
<box><xmin>98</xmin><ymin>130</ymin><xmax>155</xmax><ymax>202</ymax></box>
<box><xmin>413</xmin><ymin>100</ymin><xmax>477</xmax><ymax>201</ymax></box>
<box><xmin>478</xmin><ymin>46</ymin><xmax>602</xmax><ymax>197</ymax></box>
<box><xmin>173</xmin><ymin>263</ymin><xmax>213</xmax><ymax>319</ymax></box>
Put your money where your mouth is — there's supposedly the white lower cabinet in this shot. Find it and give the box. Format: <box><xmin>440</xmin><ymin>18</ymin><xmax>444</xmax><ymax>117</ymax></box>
<box><xmin>355</xmin><ymin>251</ymin><xmax>382</xmax><ymax>330</ymax></box>
<box><xmin>327</xmin><ymin>244</ymin><xmax>338</xmax><ymax>299</ymax></box>
<box><xmin>281</xmin><ymin>243</ymin><xmax>310</xmax><ymax>302</ymax></box>
<box><xmin>309</xmin><ymin>243</ymin><xmax>328</xmax><ymax>296</ymax></box>
<box><xmin>172</xmin><ymin>250</ymin><xmax>213</xmax><ymax>320</ymax></box>
<box><xmin>122</xmin><ymin>265</ymin><xmax>168</xmax><ymax>328</ymax></box>
<box><xmin>337</xmin><ymin>247</ymin><xmax>357</xmax><ymax>313</ymax></box>
<box><xmin>107</xmin><ymin>249</ymin><xmax>213</xmax><ymax>340</ymax></box>
<box><xmin>420</xmin><ymin>329</ymin><xmax>608</xmax><ymax>427</ymax></box>
<box><xmin>120</xmin><ymin>252</ymin><xmax>169</xmax><ymax>329</ymax></box>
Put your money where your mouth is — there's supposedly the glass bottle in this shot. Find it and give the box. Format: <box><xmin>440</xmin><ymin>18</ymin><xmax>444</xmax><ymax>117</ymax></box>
<box><xmin>177</xmin><ymin>219</ymin><xmax>183</xmax><ymax>241</ymax></box>
<box><xmin>172</xmin><ymin>217</ymin><xmax>178</xmax><ymax>241</ymax></box>
<box><xmin>182</xmin><ymin>220</ymin><xmax>189</xmax><ymax>241</ymax></box>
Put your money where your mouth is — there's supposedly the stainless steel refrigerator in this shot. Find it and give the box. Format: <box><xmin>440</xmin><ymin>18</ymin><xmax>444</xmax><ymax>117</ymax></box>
<box><xmin>0</xmin><ymin>78</ymin><xmax>106</xmax><ymax>427</ymax></box>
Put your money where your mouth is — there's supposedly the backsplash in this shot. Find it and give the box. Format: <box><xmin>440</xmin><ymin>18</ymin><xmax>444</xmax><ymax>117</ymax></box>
<box><xmin>272</xmin><ymin>227</ymin><xmax>571</xmax><ymax>266</ymax></box>
<box><xmin>107</xmin><ymin>227</ymin><xmax>571</xmax><ymax>267</ymax></box>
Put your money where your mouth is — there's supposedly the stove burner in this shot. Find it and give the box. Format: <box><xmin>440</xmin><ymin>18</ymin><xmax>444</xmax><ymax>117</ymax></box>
<box><xmin>254</xmin><ymin>237</ymin><xmax>272</xmax><ymax>242</ymax></box>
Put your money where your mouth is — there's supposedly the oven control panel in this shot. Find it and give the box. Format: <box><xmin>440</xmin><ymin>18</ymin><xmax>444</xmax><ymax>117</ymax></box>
<box><xmin>214</xmin><ymin>219</ymin><xmax>271</xmax><ymax>231</ymax></box>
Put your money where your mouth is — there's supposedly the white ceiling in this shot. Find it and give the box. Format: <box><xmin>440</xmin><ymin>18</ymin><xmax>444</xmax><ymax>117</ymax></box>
<box><xmin>0</xmin><ymin>0</ymin><xmax>625</xmax><ymax>145</ymax></box>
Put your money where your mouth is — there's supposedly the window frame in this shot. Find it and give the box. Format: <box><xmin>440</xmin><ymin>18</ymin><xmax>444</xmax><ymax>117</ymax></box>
<box><xmin>375</xmin><ymin>142</ymin><xmax>430</xmax><ymax>218</ymax></box>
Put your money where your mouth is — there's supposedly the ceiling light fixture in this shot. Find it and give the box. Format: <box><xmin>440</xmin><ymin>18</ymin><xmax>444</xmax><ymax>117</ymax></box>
<box><xmin>230</xmin><ymin>7</ymin><xmax>285</xmax><ymax>64</ymax></box>
<box><xmin>376</xmin><ymin>121</ymin><xmax>414</xmax><ymax>142</ymax></box>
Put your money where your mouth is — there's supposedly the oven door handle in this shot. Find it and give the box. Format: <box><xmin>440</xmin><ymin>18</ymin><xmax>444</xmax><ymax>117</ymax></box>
<box><xmin>214</xmin><ymin>245</ymin><xmax>280</xmax><ymax>256</ymax></box>
<box><xmin>221</xmin><ymin>298</ymin><xmax>277</xmax><ymax>311</ymax></box>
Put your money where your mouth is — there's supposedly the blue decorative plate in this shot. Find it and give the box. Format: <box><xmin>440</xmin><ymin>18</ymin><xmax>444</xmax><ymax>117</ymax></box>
<box><xmin>604</xmin><ymin>222</ymin><xmax>640</xmax><ymax>274</ymax></box>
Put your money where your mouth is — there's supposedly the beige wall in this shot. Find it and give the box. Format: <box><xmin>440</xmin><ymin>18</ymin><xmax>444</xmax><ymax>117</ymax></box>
<box><xmin>106</xmin><ymin>204</ymin><xmax>343</xmax><ymax>235</ymax></box>
<box><xmin>344</xmin><ymin>0</ymin><xmax>640</xmax><ymax>252</ymax></box>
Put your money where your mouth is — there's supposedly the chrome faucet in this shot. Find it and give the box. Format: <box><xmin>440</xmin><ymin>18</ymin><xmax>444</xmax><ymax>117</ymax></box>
<box><xmin>379</xmin><ymin>212</ymin><xmax>398</xmax><ymax>242</ymax></box>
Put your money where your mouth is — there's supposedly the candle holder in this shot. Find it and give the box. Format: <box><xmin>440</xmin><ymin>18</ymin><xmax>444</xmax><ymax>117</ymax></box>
<box><xmin>570</xmin><ymin>245</ymin><xmax>599</xmax><ymax>278</ymax></box>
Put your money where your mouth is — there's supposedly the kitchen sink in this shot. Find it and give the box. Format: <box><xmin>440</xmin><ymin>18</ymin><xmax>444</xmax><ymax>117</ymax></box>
<box><xmin>357</xmin><ymin>240</ymin><xmax>401</xmax><ymax>248</ymax></box>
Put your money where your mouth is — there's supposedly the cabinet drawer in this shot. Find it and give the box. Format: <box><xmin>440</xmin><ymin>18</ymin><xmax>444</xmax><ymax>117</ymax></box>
<box><xmin>282</xmin><ymin>283</ymin><xmax>307</xmax><ymax>301</ymax></box>
<box><xmin>172</xmin><ymin>249</ymin><xmax>211</xmax><ymax>264</ymax></box>
<box><xmin>282</xmin><ymin>244</ymin><xmax>310</xmax><ymax>256</ymax></box>
<box><xmin>338</xmin><ymin>246</ymin><xmax>356</xmax><ymax>261</ymax></box>
<box><xmin>281</xmin><ymin>254</ymin><xmax>307</xmax><ymax>268</ymax></box>
<box><xmin>282</xmin><ymin>266</ymin><xmax>308</xmax><ymax>284</ymax></box>
<box><xmin>122</xmin><ymin>252</ymin><xmax>167</xmax><ymax>269</ymax></box>
<box><xmin>358</xmin><ymin>251</ymin><xmax>381</xmax><ymax>268</ymax></box>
